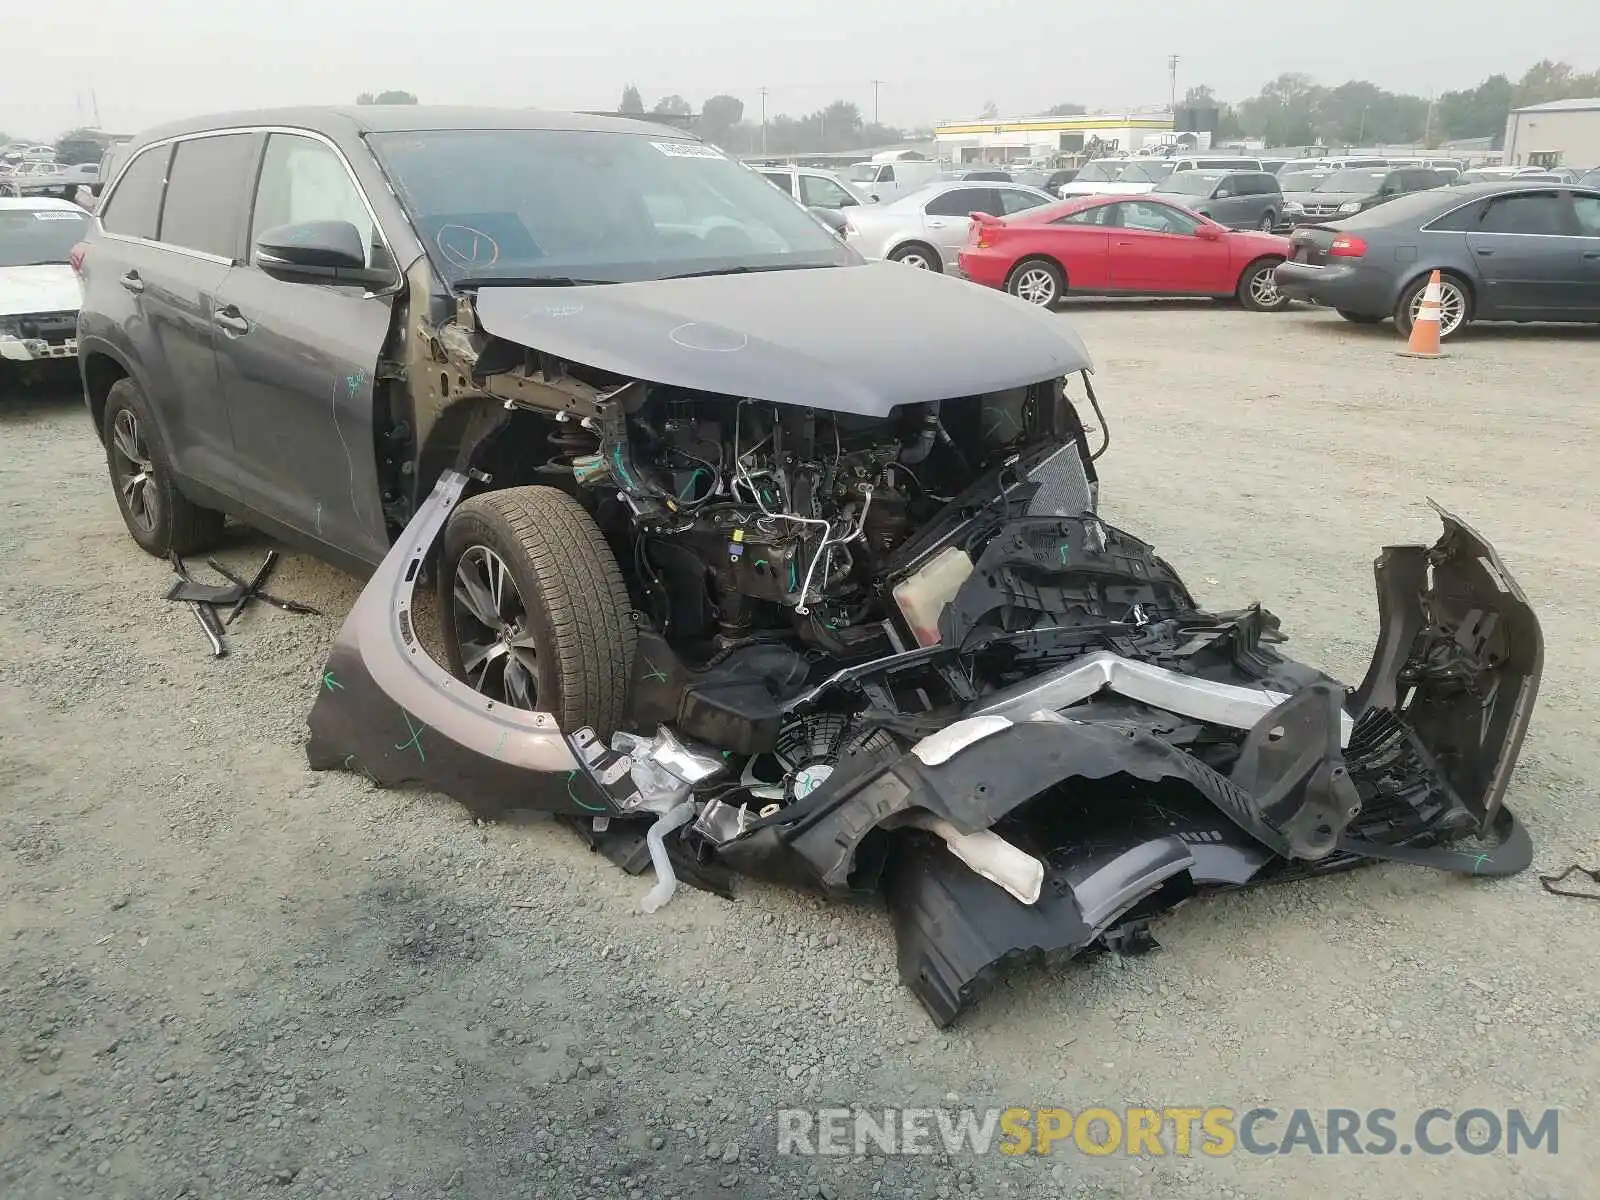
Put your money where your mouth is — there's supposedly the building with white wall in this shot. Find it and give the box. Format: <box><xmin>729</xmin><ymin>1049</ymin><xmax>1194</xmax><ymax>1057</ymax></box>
<box><xmin>1502</xmin><ymin>98</ymin><xmax>1600</xmax><ymax>168</ymax></box>
<box><xmin>933</xmin><ymin>110</ymin><xmax>1176</xmax><ymax>164</ymax></box>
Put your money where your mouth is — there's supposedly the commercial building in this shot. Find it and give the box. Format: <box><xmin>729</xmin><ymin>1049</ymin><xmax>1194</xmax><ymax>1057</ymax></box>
<box><xmin>933</xmin><ymin>109</ymin><xmax>1175</xmax><ymax>165</ymax></box>
<box><xmin>1502</xmin><ymin>98</ymin><xmax>1600</xmax><ymax>168</ymax></box>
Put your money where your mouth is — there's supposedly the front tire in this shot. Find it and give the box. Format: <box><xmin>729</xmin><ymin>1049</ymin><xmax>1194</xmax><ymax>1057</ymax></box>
<box><xmin>1257</xmin><ymin>211</ymin><xmax>1277</xmax><ymax>231</ymax></box>
<box><xmin>1004</xmin><ymin>258</ymin><xmax>1065</xmax><ymax>307</ymax></box>
<box><xmin>888</xmin><ymin>242</ymin><xmax>941</xmax><ymax>271</ymax></box>
<box><xmin>1238</xmin><ymin>258</ymin><xmax>1290</xmax><ymax>312</ymax></box>
<box><xmin>440</xmin><ymin>486</ymin><xmax>636</xmax><ymax>736</ymax></box>
<box><xmin>101</xmin><ymin>377</ymin><xmax>225</xmax><ymax>557</ymax></box>
<box><xmin>1394</xmin><ymin>272</ymin><xmax>1472</xmax><ymax>341</ymax></box>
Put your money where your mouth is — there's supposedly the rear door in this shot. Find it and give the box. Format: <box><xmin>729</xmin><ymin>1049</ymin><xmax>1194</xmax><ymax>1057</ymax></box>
<box><xmin>1105</xmin><ymin>200</ymin><xmax>1231</xmax><ymax>292</ymax></box>
<box><xmin>923</xmin><ymin>186</ymin><xmax>1000</xmax><ymax>265</ymax></box>
<box><xmin>1568</xmin><ymin>191</ymin><xmax>1600</xmax><ymax>317</ymax></box>
<box><xmin>211</xmin><ymin>131</ymin><xmax>400</xmax><ymax>563</ymax></box>
<box><xmin>1466</xmin><ymin>190</ymin><xmax>1587</xmax><ymax>318</ymax></box>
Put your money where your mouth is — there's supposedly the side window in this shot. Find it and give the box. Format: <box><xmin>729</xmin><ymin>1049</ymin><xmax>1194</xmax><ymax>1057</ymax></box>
<box><xmin>878</xmin><ymin>165</ymin><xmax>895</xmax><ymax>183</ymax></box>
<box><xmin>1478</xmin><ymin>192</ymin><xmax>1571</xmax><ymax>235</ymax></box>
<box><xmin>1254</xmin><ymin>173</ymin><xmax>1281</xmax><ymax>194</ymax></box>
<box><xmin>1426</xmin><ymin>201</ymin><xmax>1486</xmax><ymax>232</ymax></box>
<box><xmin>99</xmin><ymin>145</ymin><xmax>171</xmax><ymax>240</ymax></box>
<box><xmin>999</xmin><ymin>188</ymin><xmax>1049</xmax><ymax>215</ymax></box>
<box><xmin>1213</xmin><ymin>177</ymin><xmax>1237</xmax><ymax>198</ymax></box>
<box><xmin>249</xmin><ymin>133</ymin><xmax>379</xmax><ymax>267</ymax></box>
<box><xmin>159</xmin><ymin>134</ymin><xmax>260</xmax><ymax>259</ymax></box>
<box><xmin>1117</xmin><ymin>201</ymin><xmax>1199</xmax><ymax>234</ymax></box>
<box><xmin>799</xmin><ymin>174</ymin><xmax>853</xmax><ymax>208</ymax></box>
<box><xmin>1051</xmin><ymin>206</ymin><xmax>1107</xmax><ymax>226</ymax></box>
<box><xmin>759</xmin><ymin>171</ymin><xmax>796</xmax><ymax>197</ymax></box>
<box><xmin>925</xmin><ymin>187</ymin><xmax>986</xmax><ymax>217</ymax></box>
<box><xmin>1571</xmin><ymin>194</ymin><xmax>1600</xmax><ymax>236</ymax></box>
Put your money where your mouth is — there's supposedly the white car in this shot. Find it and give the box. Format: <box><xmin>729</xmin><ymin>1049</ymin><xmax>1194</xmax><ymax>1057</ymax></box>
<box><xmin>841</xmin><ymin>180</ymin><xmax>1056</xmax><ymax>271</ymax></box>
<box><xmin>0</xmin><ymin>197</ymin><xmax>91</xmax><ymax>368</ymax></box>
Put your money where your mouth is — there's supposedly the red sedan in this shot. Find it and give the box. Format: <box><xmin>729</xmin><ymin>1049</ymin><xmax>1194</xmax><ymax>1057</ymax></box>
<box><xmin>957</xmin><ymin>195</ymin><xmax>1292</xmax><ymax>310</ymax></box>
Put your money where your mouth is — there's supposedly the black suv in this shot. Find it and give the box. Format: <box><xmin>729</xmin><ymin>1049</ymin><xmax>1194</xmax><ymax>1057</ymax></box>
<box><xmin>72</xmin><ymin>107</ymin><xmax>1542</xmax><ymax>1028</ymax></box>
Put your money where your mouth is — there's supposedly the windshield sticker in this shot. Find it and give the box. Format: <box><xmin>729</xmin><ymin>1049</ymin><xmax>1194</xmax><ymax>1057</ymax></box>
<box><xmin>651</xmin><ymin>141</ymin><xmax>724</xmax><ymax>160</ymax></box>
<box><xmin>33</xmin><ymin>211</ymin><xmax>86</xmax><ymax>221</ymax></box>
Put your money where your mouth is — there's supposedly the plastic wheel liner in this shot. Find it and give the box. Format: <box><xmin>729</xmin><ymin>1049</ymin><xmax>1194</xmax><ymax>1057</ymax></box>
<box><xmin>308</xmin><ymin>473</ymin><xmax>1541</xmax><ymax>1026</ymax></box>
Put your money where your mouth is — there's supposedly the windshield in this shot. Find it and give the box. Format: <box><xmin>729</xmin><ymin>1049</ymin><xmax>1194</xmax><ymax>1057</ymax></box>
<box><xmin>1279</xmin><ymin>171</ymin><xmax>1327</xmax><ymax>191</ymax></box>
<box><xmin>1122</xmin><ymin>161</ymin><xmax>1174</xmax><ymax>183</ymax></box>
<box><xmin>369</xmin><ymin>130</ymin><xmax>853</xmax><ymax>284</ymax></box>
<box><xmin>846</xmin><ymin>163</ymin><xmax>878</xmax><ymax>183</ymax></box>
<box><xmin>1073</xmin><ymin>161</ymin><xmax>1128</xmax><ymax>183</ymax></box>
<box><xmin>1316</xmin><ymin>169</ymin><xmax>1388</xmax><ymax>192</ymax></box>
<box><xmin>1161</xmin><ymin>172</ymin><xmax>1223</xmax><ymax>196</ymax></box>
<box><xmin>0</xmin><ymin>206</ymin><xmax>91</xmax><ymax>267</ymax></box>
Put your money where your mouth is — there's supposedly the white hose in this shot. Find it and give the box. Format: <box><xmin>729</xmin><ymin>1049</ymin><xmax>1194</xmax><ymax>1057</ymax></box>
<box><xmin>638</xmin><ymin>799</ymin><xmax>696</xmax><ymax>914</ymax></box>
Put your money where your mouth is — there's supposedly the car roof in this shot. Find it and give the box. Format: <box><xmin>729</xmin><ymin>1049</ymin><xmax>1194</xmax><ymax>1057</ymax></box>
<box><xmin>120</xmin><ymin>105</ymin><xmax>693</xmax><ymax>150</ymax></box>
<box><xmin>0</xmin><ymin>196</ymin><xmax>86</xmax><ymax>212</ymax></box>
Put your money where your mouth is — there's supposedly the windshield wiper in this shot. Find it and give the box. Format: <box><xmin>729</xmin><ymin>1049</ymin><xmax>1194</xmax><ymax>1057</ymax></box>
<box><xmin>662</xmin><ymin>262</ymin><xmax>838</xmax><ymax>280</ymax></box>
<box><xmin>452</xmin><ymin>275</ymin><xmax>616</xmax><ymax>289</ymax></box>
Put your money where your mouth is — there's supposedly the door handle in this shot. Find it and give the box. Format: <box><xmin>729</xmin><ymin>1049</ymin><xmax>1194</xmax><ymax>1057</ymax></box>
<box><xmin>1474</xmin><ymin>248</ymin><xmax>1494</xmax><ymax>256</ymax></box>
<box><xmin>119</xmin><ymin>270</ymin><xmax>144</xmax><ymax>294</ymax></box>
<box><xmin>212</xmin><ymin>308</ymin><xmax>250</xmax><ymax>336</ymax></box>
<box><xmin>926</xmin><ymin>219</ymin><xmax>948</xmax><ymax>228</ymax></box>
<box><xmin>1584</xmin><ymin>251</ymin><xmax>1600</xmax><ymax>260</ymax></box>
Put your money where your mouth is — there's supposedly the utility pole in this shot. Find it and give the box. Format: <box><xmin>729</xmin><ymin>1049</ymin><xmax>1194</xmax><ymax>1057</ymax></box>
<box><xmin>91</xmin><ymin>88</ymin><xmax>101</xmax><ymax>127</ymax></box>
<box><xmin>1422</xmin><ymin>89</ymin><xmax>1435</xmax><ymax>148</ymax></box>
<box><xmin>870</xmin><ymin>79</ymin><xmax>885</xmax><ymax>126</ymax></box>
<box><xmin>759</xmin><ymin>87</ymin><xmax>768</xmax><ymax>155</ymax></box>
<box><xmin>1167</xmin><ymin>54</ymin><xmax>1180</xmax><ymax>113</ymax></box>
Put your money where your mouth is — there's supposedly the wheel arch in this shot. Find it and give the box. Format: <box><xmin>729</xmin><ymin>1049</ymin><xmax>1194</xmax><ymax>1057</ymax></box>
<box><xmin>887</xmin><ymin>239</ymin><xmax>942</xmax><ymax>269</ymax></box>
<box><xmin>80</xmin><ymin>342</ymin><xmax>135</xmax><ymax>445</ymax></box>
<box><xmin>415</xmin><ymin>394</ymin><xmax>568</xmax><ymax>505</ymax></box>
<box><xmin>1006</xmin><ymin>253</ymin><xmax>1069</xmax><ymax>285</ymax></box>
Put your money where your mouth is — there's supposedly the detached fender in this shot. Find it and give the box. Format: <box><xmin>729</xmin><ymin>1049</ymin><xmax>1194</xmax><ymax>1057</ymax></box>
<box><xmin>305</xmin><ymin>470</ymin><xmax>614</xmax><ymax>816</ymax></box>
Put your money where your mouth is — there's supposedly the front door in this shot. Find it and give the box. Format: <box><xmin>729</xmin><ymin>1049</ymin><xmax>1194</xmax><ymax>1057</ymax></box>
<box><xmin>1105</xmin><ymin>200</ymin><xmax>1231</xmax><ymax>292</ymax></box>
<box><xmin>1466</xmin><ymin>190</ymin><xmax>1586</xmax><ymax>318</ymax></box>
<box><xmin>211</xmin><ymin>131</ymin><xmax>399</xmax><ymax>565</ymax></box>
<box><xmin>1571</xmin><ymin>191</ymin><xmax>1600</xmax><ymax>318</ymax></box>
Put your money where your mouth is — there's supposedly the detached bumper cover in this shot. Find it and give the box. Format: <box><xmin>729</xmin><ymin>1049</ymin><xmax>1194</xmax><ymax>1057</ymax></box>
<box><xmin>308</xmin><ymin>475</ymin><xmax>1541</xmax><ymax>1025</ymax></box>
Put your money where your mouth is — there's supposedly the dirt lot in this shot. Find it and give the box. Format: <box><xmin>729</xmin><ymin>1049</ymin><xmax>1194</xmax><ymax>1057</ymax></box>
<box><xmin>3</xmin><ymin>306</ymin><xmax>1599</xmax><ymax>1200</ymax></box>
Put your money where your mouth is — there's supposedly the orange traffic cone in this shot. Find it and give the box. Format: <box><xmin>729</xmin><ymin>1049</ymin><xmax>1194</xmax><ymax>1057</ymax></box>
<box><xmin>1399</xmin><ymin>270</ymin><xmax>1445</xmax><ymax>358</ymax></box>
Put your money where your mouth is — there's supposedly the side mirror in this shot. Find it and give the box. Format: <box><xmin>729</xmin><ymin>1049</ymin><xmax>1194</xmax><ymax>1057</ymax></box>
<box><xmin>1195</xmin><ymin>223</ymin><xmax>1224</xmax><ymax>240</ymax></box>
<box><xmin>255</xmin><ymin>220</ymin><xmax>393</xmax><ymax>287</ymax></box>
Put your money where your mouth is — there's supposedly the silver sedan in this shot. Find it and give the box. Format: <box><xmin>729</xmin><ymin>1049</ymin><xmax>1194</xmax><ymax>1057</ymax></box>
<box><xmin>842</xmin><ymin>181</ymin><xmax>1057</xmax><ymax>272</ymax></box>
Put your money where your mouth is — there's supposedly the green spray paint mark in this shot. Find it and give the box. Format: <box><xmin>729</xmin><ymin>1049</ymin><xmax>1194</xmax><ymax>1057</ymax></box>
<box><xmin>642</xmin><ymin>655</ymin><xmax>669</xmax><ymax>684</ymax></box>
<box><xmin>491</xmin><ymin>730</ymin><xmax>507</xmax><ymax>759</ymax></box>
<box><xmin>321</xmin><ymin>670</ymin><xmax>344</xmax><ymax>692</ymax></box>
<box><xmin>1059</xmin><ymin>544</ymin><xmax>1071</xmax><ymax>564</ymax></box>
<box><xmin>395</xmin><ymin>711</ymin><xmax>426</xmax><ymax>762</ymax></box>
<box><xmin>1471</xmin><ymin>851</ymin><xmax>1491</xmax><ymax>875</ymax></box>
<box><xmin>566</xmin><ymin>770</ymin><xmax>607</xmax><ymax>813</ymax></box>
<box><xmin>678</xmin><ymin>469</ymin><xmax>706</xmax><ymax>500</ymax></box>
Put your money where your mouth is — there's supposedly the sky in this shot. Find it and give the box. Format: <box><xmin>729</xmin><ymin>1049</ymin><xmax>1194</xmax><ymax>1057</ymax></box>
<box><xmin>7</xmin><ymin>0</ymin><xmax>1600</xmax><ymax>140</ymax></box>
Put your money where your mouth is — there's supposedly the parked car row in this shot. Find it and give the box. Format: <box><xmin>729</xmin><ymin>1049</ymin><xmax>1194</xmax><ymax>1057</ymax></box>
<box><xmin>1274</xmin><ymin>182</ymin><xmax>1600</xmax><ymax>338</ymax></box>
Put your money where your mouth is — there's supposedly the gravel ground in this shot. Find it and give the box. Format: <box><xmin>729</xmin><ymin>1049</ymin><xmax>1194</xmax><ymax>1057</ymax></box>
<box><xmin>2</xmin><ymin>306</ymin><xmax>1598</xmax><ymax>1200</ymax></box>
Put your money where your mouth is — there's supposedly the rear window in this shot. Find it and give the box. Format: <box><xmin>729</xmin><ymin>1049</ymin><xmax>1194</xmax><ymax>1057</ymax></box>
<box><xmin>99</xmin><ymin>144</ymin><xmax>171</xmax><ymax>240</ymax></box>
<box><xmin>0</xmin><ymin>206</ymin><xmax>93</xmax><ymax>267</ymax></box>
<box><xmin>1162</xmin><ymin>171</ymin><xmax>1223</xmax><ymax>196</ymax></box>
<box><xmin>1316</xmin><ymin>169</ymin><xmax>1388</xmax><ymax>192</ymax></box>
<box><xmin>1335</xmin><ymin>190</ymin><xmax>1461</xmax><ymax>229</ymax></box>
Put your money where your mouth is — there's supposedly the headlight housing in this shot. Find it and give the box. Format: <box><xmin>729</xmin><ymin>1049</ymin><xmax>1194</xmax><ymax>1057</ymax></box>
<box><xmin>1282</xmin><ymin>201</ymin><xmax>1303</xmax><ymax>213</ymax></box>
<box><xmin>1338</xmin><ymin>201</ymin><xmax>1362</xmax><ymax>213</ymax></box>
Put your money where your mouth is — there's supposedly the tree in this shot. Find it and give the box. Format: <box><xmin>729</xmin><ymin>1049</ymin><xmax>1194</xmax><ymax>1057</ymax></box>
<box><xmin>699</xmin><ymin>94</ymin><xmax>744</xmax><ymax>143</ymax></box>
<box><xmin>619</xmin><ymin>85</ymin><xmax>644</xmax><ymax>115</ymax></box>
<box><xmin>1437</xmin><ymin>74</ymin><xmax>1514</xmax><ymax>143</ymax></box>
<box><xmin>1182</xmin><ymin>85</ymin><xmax>1215</xmax><ymax>104</ymax></box>
<box><xmin>357</xmin><ymin>90</ymin><xmax>417</xmax><ymax>105</ymax></box>
<box><xmin>979</xmin><ymin>100</ymin><xmax>999</xmax><ymax>120</ymax></box>
<box><xmin>653</xmin><ymin>94</ymin><xmax>692</xmax><ymax>117</ymax></box>
<box><xmin>1046</xmin><ymin>101</ymin><xmax>1086</xmax><ymax>116</ymax></box>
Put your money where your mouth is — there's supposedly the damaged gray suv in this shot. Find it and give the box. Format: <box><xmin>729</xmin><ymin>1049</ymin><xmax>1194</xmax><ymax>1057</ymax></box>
<box><xmin>77</xmin><ymin>107</ymin><xmax>1542</xmax><ymax>1025</ymax></box>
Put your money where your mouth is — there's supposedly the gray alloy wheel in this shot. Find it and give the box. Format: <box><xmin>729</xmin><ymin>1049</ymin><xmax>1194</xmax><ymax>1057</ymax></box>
<box><xmin>109</xmin><ymin>408</ymin><xmax>160</xmax><ymax>536</ymax></box>
<box><xmin>1238</xmin><ymin>259</ymin><xmax>1290</xmax><ymax>312</ymax></box>
<box><xmin>1405</xmin><ymin>276</ymin><xmax>1469</xmax><ymax>339</ymax></box>
<box><xmin>1007</xmin><ymin>260</ymin><xmax>1063</xmax><ymax>307</ymax></box>
<box><xmin>888</xmin><ymin>243</ymin><xmax>938</xmax><ymax>270</ymax></box>
<box><xmin>451</xmin><ymin>544</ymin><xmax>542</xmax><ymax>709</ymax></box>
<box><xmin>1258</xmin><ymin>211</ymin><xmax>1276</xmax><ymax>231</ymax></box>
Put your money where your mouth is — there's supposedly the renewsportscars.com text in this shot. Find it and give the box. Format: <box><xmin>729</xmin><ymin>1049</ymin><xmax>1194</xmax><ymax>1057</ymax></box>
<box><xmin>776</xmin><ymin>1106</ymin><xmax>1560</xmax><ymax>1158</ymax></box>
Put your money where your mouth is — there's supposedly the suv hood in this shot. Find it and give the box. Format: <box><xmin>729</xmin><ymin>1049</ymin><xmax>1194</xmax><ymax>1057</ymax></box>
<box><xmin>470</xmin><ymin>262</ymin><xmax>1092</xmax><ymax>417</ymax></box>
<box><xmin>0</xmin><ymin>264</ymin><xmax>79</xmax><ymax>318</ymax></box>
